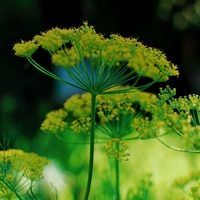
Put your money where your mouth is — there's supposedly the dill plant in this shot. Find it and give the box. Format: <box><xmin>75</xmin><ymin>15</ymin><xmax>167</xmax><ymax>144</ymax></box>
<box><xmin>0</xmin><ymin>137</ymin><xmax>49</xmax><ymax>199</ymax></box>
<box><xmin>13</xmin><ymin>22</ymin><xmax>179</xmax><ymax>199</ymax></box>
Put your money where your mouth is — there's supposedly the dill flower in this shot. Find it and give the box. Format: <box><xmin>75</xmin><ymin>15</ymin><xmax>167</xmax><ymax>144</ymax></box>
<box><xmin>13</xmin><ymin>40</ymin><xmax>39</xmax><ymax>57</ymax></box>
<box><xmin>40</xmin><ymin>86</ymin><xmax>158</xmax><ymax>139</ymax></box>
<box><xmin>132</xmin><ymin>116</ymin><xmax>166</xmax><ymax>139</ymax></box>
<box><xmin>13</xmin><ymin>22</ymin><xmax>179</xmax><ymax>95</ymax></box>
<box><xmin>103</xmin><ymin>138</ymin><xmax>130</xmax><ymax>162</ymax></box>
<box><xmin>40</xmin><ymin>86</ymin><xmax>160</xmax><ymax>161</ymax></box>
<box><xmin>21</xmin><ymin>153</ymin><xmax>49</xmax><ymax>181</ymax></box>
<box><xmin>40</xmin><ymin>109</ymin><xmax>68</xmax><ymax>134</ymax></box>
<box><xmin>2</xmin><ymin>149</ymin><xmax>50</xmax><ymax>181</ymax></box>
<box><xmin>63</xmin><ymin>93</ymin><xmax>91</xmax><ymax>117</ymax></box>
<box><xmin>0</xmin><ymin>149</ymin><xmax>49</xmax><ymax>199</ymax></box>
<box><xmin>95</xmin><ymin>86</ymin><xmax>163</xmax><ymax>141</ymax></box>
<box><xmin>154</xmin><ymin>86</ymin><xmax>200</xmax><ymax>150</ymax></box>
<box><xmin>70</xmin><ymin>117</ymin><xmax>91</xmax><ymax>134</ymax></box>
<box><xmin>33</xmin><ymin>27</ymin><xmax>70</xmax><ymax>52</ymax></box>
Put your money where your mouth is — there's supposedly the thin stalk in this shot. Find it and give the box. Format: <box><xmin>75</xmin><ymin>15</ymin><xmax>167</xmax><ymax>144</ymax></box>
<box><xmin>2</xmin><ymin>181</ymin><xmax>23</xmax><ymax>200</ymax></box>
<box><xmin>27</xmin><ymin>57</ymin><xmax>82</xmax><ymax>89</ymax></box>
<box><xmin>157</xmin><ymin>137</ymin><xmax>200</xmax><ymax>153</ymax></box>
<box><xmin>115</xmin><ymin>157</ymin><xmax>120</xmax><ymax>200</ymax></box>
<box><xmin>84</xmin><ymin>93</ymin><xmax>96</xmax><ymax>200</ymax></box>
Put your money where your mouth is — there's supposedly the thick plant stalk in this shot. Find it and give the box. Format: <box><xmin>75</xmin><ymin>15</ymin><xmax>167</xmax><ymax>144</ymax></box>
<box><xmin>84</xmin><ymin>93</ymin><xmax>96</xmax><ymax>200</ymax></box>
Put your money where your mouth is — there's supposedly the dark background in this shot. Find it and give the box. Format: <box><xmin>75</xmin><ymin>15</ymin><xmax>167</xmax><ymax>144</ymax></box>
<box><xmin>1</xmin><ymin>0</ymin><xmax>200</xmax><ymax>146</ymax></box>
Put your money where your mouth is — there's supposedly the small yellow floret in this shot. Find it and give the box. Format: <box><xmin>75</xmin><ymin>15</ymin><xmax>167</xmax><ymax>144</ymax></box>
<box><xmin>13</xmin><ymin>40</ymin><xmax>38</xmax><ymax>57</ymax></box>
<box><xmin>40</xmin><ymin>109</ymin><xmax>68</xmax><ymax>133</ymax></box>
<box><xmin>103</xmin><ymin>138</ymin><xmax>130</xmax><ymax>162</ymax></box>
<box><xmin>0</xmin><ymin>149</ymin><xmax>49</xmax><ymax>183</ymax></box>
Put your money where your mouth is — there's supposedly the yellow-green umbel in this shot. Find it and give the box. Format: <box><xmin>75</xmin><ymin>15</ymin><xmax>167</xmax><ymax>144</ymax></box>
<box><xmin>0</xmin><ymin>149</ymin><xmax>49</xmax><ymax>200</ymax></box>
<box><xmin>13</xmin><ymin>22</ymin><xmax>179</xmax><ymax>95</ymax></box>
<box><xmin>154</xmin><ymin>86</ymin><xmax>200</xmax><ymax>152</ymax></box>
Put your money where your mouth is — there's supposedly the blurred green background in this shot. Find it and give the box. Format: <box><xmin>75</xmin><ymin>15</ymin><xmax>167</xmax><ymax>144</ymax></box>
<box><xmin>1</xmin><ymin>0</ymin><xmax>200</xmax><ymax>199</ymax></box>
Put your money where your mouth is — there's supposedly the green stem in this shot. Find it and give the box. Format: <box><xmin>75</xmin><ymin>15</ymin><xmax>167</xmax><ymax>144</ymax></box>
<box><xmin>157</xmin><ymin>137</ymin><xmax>200</xmax><ymax>153</ymax></box>
<box><xmin>115</xmin><ymin>157</ymin><xmax>120</xmax><ymax>200</ymax></box>
<box><xmin>2</xmin><ymin>181</ymin><xmax>23</xmax><ymax>200</ymax></box>
<box><xmin>84</xmin><ymin>93</ymin><xmax>96</xmax><ymax>200</ymax></box>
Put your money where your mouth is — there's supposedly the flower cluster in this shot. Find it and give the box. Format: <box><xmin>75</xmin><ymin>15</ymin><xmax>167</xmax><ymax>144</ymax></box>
<box><xmin>40</xmin><ymin>109</ymin><xmax>68</xmax><ymax>134</ymax></box>
<box><xmin>103</xmin><ymin>138</ymin><xmax>130</xmax><ymax>161</ymax></box>
<box><xmin>71</xmin><ymin>117</ymin><xmax>91</xmax><ymax>134</ymax></box>
<box><xmin>63</xmin><ymin>93</ymin><xmax>91</xmax><ymax>117</ymax></box>
<box><xmin>0</xmin><ymin>149</ymin><xmax>49</xmax><ymax>198</ymax></box>
<box><xmin>41</xmin><ymin>86</ymin><xmax>158</xmax><ymax>135</ymax></box>
<box><xmin>40</xmin><ymin>86</ymin><xmax>160</xmax><ymax>160</ymax></box>
<box><xmin>13</xmin><ymin>22</ymin><xmax>179</xmax><ymax>95</ymax></box>
<box><xmin>13</xmin><ymin>40</ymin><xmax>39</xmax><ymax>57</ymax></box>
<box><xmin>133</xmin><ymin>116</ymin><xmax>166</xmax><ymax>139</ymax></box>
<box><xmin>154</xmin><ymin>86</ymin><xmax>200</xmax><ymax>149</ymax></box>
<box><xmin>154</xmin><ymin>85</ymin><xmax>177</xmax><ymax>106</ymax></box>
<box><xmin>0</xmin><ymin>149</ymin><xmax>49</xmax><ymax>180</ymax></box>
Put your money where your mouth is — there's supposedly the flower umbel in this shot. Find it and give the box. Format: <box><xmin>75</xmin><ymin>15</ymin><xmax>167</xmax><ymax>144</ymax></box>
<box><xmin>13</xmin><ymin>22</ymin><xmax>179</xmax><ymax>95</ymax></box>
<box><xmin>154</xmin><ymin>86</ymin><xmax>200</xmax><ymax>151</ymax></box>
<box><xmin>0</xmin><ymin>149</ymin><xmax>50</xmax><ymax>199</ymax></box>
<box><xmin>40</xmin><ymin>86</ymin><xmax>159</xmax><ymax>141</ymax></box>
<box><xmin>103</xmin><ymin>138</ymin><xmax>130</xmax><ymax>162</ymax></box>
<box><xmin>40</xmin><ymin>109</ymin><xmax>68</xmax><ymax>134</ymax></box>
